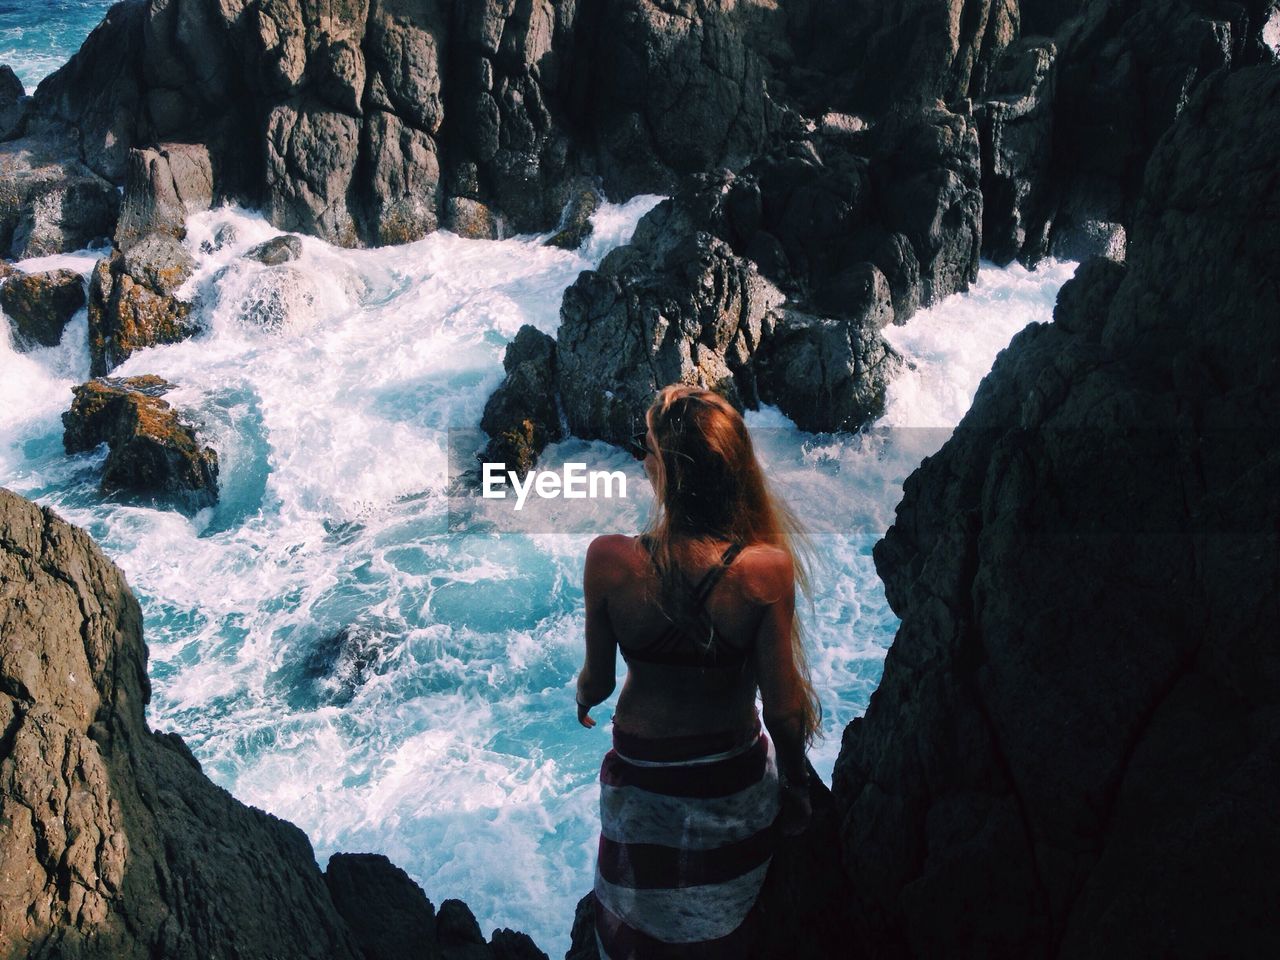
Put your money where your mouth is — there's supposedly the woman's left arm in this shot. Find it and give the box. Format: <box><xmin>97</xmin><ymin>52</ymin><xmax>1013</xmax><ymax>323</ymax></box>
<box><xmin>576</xmin><ymin>535</ymin><xmax>620</xmax><ymax>727</ymax></box>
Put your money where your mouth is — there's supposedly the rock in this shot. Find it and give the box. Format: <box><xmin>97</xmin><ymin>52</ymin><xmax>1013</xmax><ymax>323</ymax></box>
<box><xmin>544</xmin><ymin>181</ymin><xmax>600</xmax><ymax>250</ymax></box>
<box><xmin>113</xmin><ymin>143</ymin><xmax>215</xmax><ymax>249</ymax></box>
<box><xmin>486</xmin><ymin>929</ymin><xmax>547</xmax><ymax>960</ymax></box>
<box><xmin>324</xmin><ymin>853</ymin><xmax>438</xmax><ymax>960</ymax></box>
<box><xmin>232</xmin><ymin>264</ymin><xmax>320</xmax><ymax>333</ymax></box>
<box><xmin>445</xmin><ymin>197</ymin><xmax>498</xmax><ymax>240</ymax></box>
<box><xmin>0</xmin><ymin>486</ymin><xmax>371</xmax><ymax>958</ymax></box>
<box><xmin>980</xmin><ymin>0</ymin><xmax>1276</xmax><ymax>264</ymax></box>
<box><xmin>359</xmin><ymin>110</ymin><xmax>441</xmax><ymax>245</ymax></box>
<box><xmin>0</xmin><ymin>134</ymin><xmax>120</xmax><ymax>258</ymax></box>
<box><xmin>1049</xmin><ymin>218</ymin><xmax>1126</xmax><ymax>262</ymax></box>
<box><xmin>556</xmin><ymin>187</ymin><xmax>786</xmax><ymax>449</ymax></box>
<box><xmin>575</xmin><ymin>0</ymin><xmax>783</xmax><ymax>199</ymax></box>
<box><xmin>62</xmin><ymin>376</ymin><xmax>219</xmax><ymax>508</ymax></box>
<box><xmin>266</xmin><ymin>100</ymin><xmax>362</xmax><ymax>247</ymax></box>
<box><xmin>832</xmin><ymin>65</ymin><xmax>1280</xmax><ymax>958</ymax></box>
<box><xmin>479</xmin><ymin>326</ymin><xmax>562</xmax><ymax>480</ymax></box>
<box><xmin>297</xmin><ymin>625</ymin><xmax>387</xmax><ymax>706</ymax></box>
<box><xmin>755</xmin><ymin>308</ymin><xmax>902</xmax><ymax>432</ymax></box>
<box><xmin>564</xmin><ymin>895</ymin><xmax>597</xmax><ymax>960</ymax></box>
<box><xmin>870</xmin><ymin>104</ymin><xmax>982</xmax><ymax>309</ymax></box>
<box><xmin>244</xmin><ymin>234</ymin><xmax>303</xmax><ymax>266</ymax></box>
<box><xmin>0</xmin><ymin>63</ymin><xmax>29</xmax><ymax>140</ymax></box>
<box><xmin>437</xmin><ymin>899</ymin><xmax>485</xmax><ymax>946</ymax></box>
<box><xmin>121</xmin><ymin>233</ymin><xmax>196</xmax><ymax>295</ymax></box>
<box><xmin>0</xmin><ymin>268</ymin><xmax>86</xmax><ymax>349</ymax></box>
<box><xmin>87</xmin><ymin>242</ymin><xmax>199</xmax><ymax>376</ymax></box>
<box><xmin>976</xmin><ymin>38</ymin><xmax>1058</xmax><ymax>265</ymax></box>
<box><xmin>802</xmin><ymin>0</ymin><xmax>1021</xmax><ymax>115</ymax></box>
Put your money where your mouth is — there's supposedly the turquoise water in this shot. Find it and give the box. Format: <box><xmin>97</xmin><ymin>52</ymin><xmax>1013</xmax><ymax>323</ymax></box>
<box><xmin>0</xmin><ymin>0</ymin><xmax>113</xmax><ymax>89</ymax></box>
<box><xmin>0</xmin><ymin>8</ymin><xmax>1079</xmax><ymax>955</ymax></box>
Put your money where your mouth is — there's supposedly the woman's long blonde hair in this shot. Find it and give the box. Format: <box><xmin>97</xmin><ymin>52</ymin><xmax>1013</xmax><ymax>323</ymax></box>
<box><xmin>640</xmin><ymin>384</ymin><xmax>822</xmax><ymax>744</ymax></box>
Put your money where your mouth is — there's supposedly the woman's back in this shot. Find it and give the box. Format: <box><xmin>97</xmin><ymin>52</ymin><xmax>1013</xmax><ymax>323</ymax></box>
<box><xmin>586</xmin><ymin>533</ymin><xmax>793</xmax><ymax>740</ymax></box>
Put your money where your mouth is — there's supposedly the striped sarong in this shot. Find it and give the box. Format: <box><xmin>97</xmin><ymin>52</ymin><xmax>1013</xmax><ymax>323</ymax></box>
<box><xmin>593</xmin><ymin>721</ymin><xmax>780</xmax><ymax>959</ymax></box>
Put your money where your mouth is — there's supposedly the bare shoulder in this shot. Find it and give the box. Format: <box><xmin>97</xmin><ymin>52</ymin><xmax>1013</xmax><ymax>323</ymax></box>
<box><xmin>585</xmin><ymin>534</ymin><xmax>645</xmax><ymax>588</ymax></box>
<box><xmin>733</xmin><ymin>543</ymin><xmax>795</xmax><ymax>605</ymax></box>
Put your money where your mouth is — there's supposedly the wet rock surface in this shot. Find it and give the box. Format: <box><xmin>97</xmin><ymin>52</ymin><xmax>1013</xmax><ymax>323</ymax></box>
<box><xmin>0</xmin><ymin>267</ymin><xmax>86</xmax><ymax>349</ymax></box>
<box><xmin>831</xmin><ymin>65</ymin><xmax>1280</xmax><ymax>959</ymax></box>
<box><xmin>62</xmin><ymin>375</ymin><xmax>219</xmax><ymax>508</ymax></box>
<box><xmin>0</xmin><ymin>133</ymin><xmax>119</xmax><ymax>258</ymax></box>
<box><xmin>480</xmin><ymin>325</ymin><xmax>562</xmax><ymax>481</ymax></box>
<box><xmin>87</xmin><ymin>235</ymin><xmax>199</xmax><ymax>376</ymax></box>
<box><xmin>244</xmin><ymin>233</ymin><xmax>303</xmax><ymax>266</ymax></box>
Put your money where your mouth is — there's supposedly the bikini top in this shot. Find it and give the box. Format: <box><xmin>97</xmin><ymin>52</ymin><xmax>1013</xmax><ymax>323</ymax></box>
<box><xmin>618</xmin><ymin>536</ymin><xmax>749</xmax><ymax>670</ymax></box>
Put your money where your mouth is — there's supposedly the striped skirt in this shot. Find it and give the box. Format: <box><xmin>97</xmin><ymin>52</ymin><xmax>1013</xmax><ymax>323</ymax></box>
<box><xmin>593</xmin><ymin>721</ymin><xmax>780</xmax><ymax>959</ymax></box>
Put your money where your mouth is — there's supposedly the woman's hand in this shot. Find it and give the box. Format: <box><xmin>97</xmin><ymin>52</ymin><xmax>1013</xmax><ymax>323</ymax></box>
<box><xmin>777</xmin><ymin>780</ymin><xmax>812</xmax><ymax>837</ymax></box>
<box><xmin>577</xmin><ymin>700</ymin><xmax>596</xmax><ymax>728</ymax></box>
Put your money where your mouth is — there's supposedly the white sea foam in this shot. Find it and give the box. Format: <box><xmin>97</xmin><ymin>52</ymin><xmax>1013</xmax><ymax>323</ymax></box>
<box><xmin>0</xmin><ymin>194</ymin><xmax>1072</xmax><ymax>954</ymax></box>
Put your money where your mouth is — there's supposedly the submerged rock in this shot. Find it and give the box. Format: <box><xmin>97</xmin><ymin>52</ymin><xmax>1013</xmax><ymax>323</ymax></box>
<box><xmin>0</xmin><ymin>267</ymin><xmax>86</xmax><ymax>349</ymax></box>
<box><xmin>87</xmin><ymin>236</ymin><xmax>199</xmax><ymax>376</ymax></box>
<box><xmin>832</xmin><ymin>65</ymin><xmax>1280</xmax><ymax>958</ymax></box>
<box><xmin>244</xmin><ymin>234</ymin><xmax>303</xmax><ymax>266</ymax></box>
<box><xmin>545</xmin><ymin>181</ymin><xmax>601</xmax><ymax>250</ymax></box>
<box><xmin>62</xmin><ymin>375</ymin><xmax>218</xmax><ymax>508</ymax></box>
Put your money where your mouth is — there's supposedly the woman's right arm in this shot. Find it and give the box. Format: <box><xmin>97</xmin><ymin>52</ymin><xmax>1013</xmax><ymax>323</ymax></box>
<box><xmin>750</xmin><ymin>549</ymin><xmax>812</xmax><ymax>833</ymax></box>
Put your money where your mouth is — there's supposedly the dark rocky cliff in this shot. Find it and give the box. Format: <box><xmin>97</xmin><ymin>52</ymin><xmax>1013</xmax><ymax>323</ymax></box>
<box><xmin>832</xmin><ymin>63</ymin><xmax>1280</xmax><ymax>958</ymax></box>
<box><xmin>0</xmin><ymin>488</ymin><xmax>545</xmax><ymax>959</ymax></box>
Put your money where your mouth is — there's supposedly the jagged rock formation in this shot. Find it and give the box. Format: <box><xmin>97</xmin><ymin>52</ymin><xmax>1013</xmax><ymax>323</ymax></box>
<box><xmin>0</xmin><ymin>489</ymin><xmax>551</xmax><ymax>959</ymax></box>
<box><xmin>831</xmin><ymin>64</ymin><xmax>1280</xmax><ymax>958</ymax></box>
<box><xmin>0</xmin><ymin>486</ymin><xmax>361</xmax><ymax>959</ymax></box>
<box><xmin>0</xmin><ymin>268</ymin><xmax>86</xmax><ymax>350</ymax></box>
<box><xmin>325</xmin><ymin>853</ymin><xmax>549</xmax><ymax>960</ymax></box>
<box><xmin>0</xmin><ymin>132</ymin><xmax>118</xmax><ymax>259</ymax></box>
<box><xmin>478</xmin><ymin>325</ymin><xmax>562</xmax><ymax>479</ymax></box>
<box><xmin>87</xmin><ymin>233</ymin><xmax>199</xmax><ymax>376</ymax></box>
<box><xmin>489</xmin><ymin>100</ymin><xmax>983</xmax><ymax>450</ymax></box>
<box><xmin>62</xmin><ymin>376</ymin><xmax>219</xmax><ymax>508</ymax></box>
<box><xmin>978</xmin><ymin>0</ymin><xmax>1279</xmax><ymax>263</ymax></box>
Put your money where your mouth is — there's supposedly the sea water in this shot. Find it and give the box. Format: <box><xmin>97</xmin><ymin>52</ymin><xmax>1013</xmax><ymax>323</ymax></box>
<box><xmin>0</xmin><ymin>197</ymin><xmax>1075</xmax><ymax>952</ymax></box>
<box><xmin>0</xmin><ymin>0</ymin><xmax>115</xmax><ymax>89</ymax></box>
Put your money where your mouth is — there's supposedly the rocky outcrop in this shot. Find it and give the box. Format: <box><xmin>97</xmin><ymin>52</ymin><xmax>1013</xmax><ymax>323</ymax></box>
<box><xmin>498</xmin><ymin>100</ymin><xmax>981</xmax><ymax>458</ymax></box>
<box><xmin>87</xmin><ymin>234</ymin><xmax>198</xmax><ymax>376</ymax></box>
<box><xmin>556</xmin><ymin>179</ymin><xmax>786</xmax><ymax>447</ymax></box>
<box><xmin>62</xmin><ymin>375</ymin><xmax>219</xmax><ymax>508</ymax></box>
<box><xmin>0</xmin><ymin>489</ymin><xmax>551</xmax><ymax>958</ymax></box>
<box><xmin>0</xmin><ymin>63</ymin><xmax>29</xmax><ymax>140</ymax></box>
<box><xmin>245</xmin><ymin>233</ymin><xmax>303</xmax><ymax>266</ymax></box>
<box><xmin>977</xmin><ymin>0</ymin><xmax>1279</xmax><ymax>264</ymax></box>
<box><xmin>0</xmin><ymin>267</ymin><xmax>86</xmax><ymax>349</ymax></box>
<box><xmin>832</xmin><ymin>64</ymin><xmax>1280</xmax><ymax>958</ymax></box>
<box><xmin>0</xmin><ymin>133</ymin><xmax>119</xmax><ymax>258</ymax></box>
<box><xmin>0</xmin><ymin>486</ymin><xmax>360</xmax><ymax>959</ymax></box>
<box><xmin>479</xmin><ymin>325</ymin><xmax>562</xmax><ymax>480</ymax></box>
<box><xmin>325</xmin><ymin>853</ymin><xmax>549</xmax><ymax>960</ymax></box>
<box><xmin>113</xmin><ymin>143</ymin><xmax>215</xmax><ymax>249</ymax></box>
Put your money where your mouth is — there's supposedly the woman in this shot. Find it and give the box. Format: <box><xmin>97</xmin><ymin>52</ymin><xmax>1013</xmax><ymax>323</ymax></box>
<box><xmin>576</xmin><ymin>384</ymin><xmax>821</xmax><ymax>959</ymax></box>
